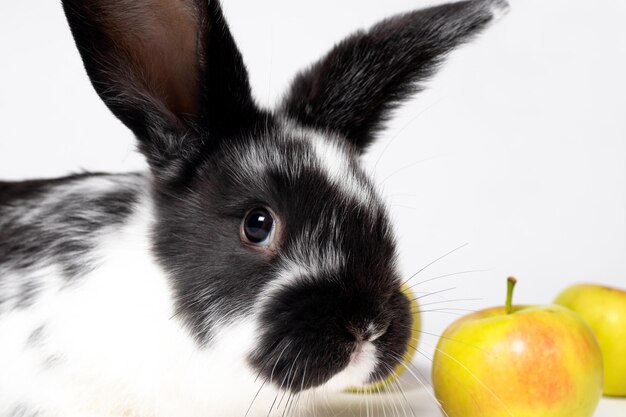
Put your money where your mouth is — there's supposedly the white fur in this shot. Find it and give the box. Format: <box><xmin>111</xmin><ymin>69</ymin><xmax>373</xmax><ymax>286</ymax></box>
<box><xmin>324</xmin><ymin>342</ymin><xmax>378</xmax><ymax>391</ymax></box>
<box><xmin>488</xmin><ymin>0</ymin><xmax>510</xmax><ymax>21</ymax></box>
<box><xmin>309</xmin><ymin>135</ymin><xmax>373</xmax><ymax>205</ymax></box>
<box><xmin>278</xmin><ymin>118</ymin><xmax>374</xmax><ymax>205</ymax></box>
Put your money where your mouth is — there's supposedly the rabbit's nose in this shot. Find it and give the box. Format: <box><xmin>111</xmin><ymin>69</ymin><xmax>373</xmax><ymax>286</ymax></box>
<box><xmin>347</xmin><ymin>320</ymin><xmax>390</xmax><ymax>342</ymax></box>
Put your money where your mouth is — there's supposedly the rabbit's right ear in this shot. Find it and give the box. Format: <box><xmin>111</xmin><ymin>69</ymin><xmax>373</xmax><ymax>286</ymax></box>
<box><xmin>62</xmin><ymin>0</ymin><xmax>264</xmax><ymax>180</ymax></box>
<box><xmin>280</xmin><ymin>0</ymin><xmax>509</xmax><ymax>153</ymax></box>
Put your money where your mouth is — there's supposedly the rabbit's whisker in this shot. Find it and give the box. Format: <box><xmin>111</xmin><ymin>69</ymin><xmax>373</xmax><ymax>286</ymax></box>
<box><xmin>400</xmin><ymin>243</ymin><xmax>469</xmax><ymax>287</ymax></box>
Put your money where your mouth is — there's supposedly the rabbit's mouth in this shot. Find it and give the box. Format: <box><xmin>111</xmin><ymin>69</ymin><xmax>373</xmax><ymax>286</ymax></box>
<box><xmin>322</xmin><ymin>340</ymin><xmax>380</xmax><ymax>391</ymax></box>
<box><xmin>247</xmin><ymin>278</ymin><xmax>412</xmax><ymax>393</ymax></box>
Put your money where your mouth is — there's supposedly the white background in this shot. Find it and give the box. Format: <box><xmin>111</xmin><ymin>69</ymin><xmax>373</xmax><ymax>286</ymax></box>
<box><xmin>1</xmin><ymin>0</ymin><xmax>625</xmax><ymax>416</ymax></box>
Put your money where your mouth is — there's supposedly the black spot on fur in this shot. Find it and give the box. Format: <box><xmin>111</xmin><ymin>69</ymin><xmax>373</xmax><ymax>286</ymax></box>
<box><xmin>16</xmin><ymin>280</ymin><xmax>40</xmax><ymax>310</ymax></box>
<box><xmin>26</xmin><ymin>324</ymin><xmax>46</xmax><ymax>348</ymax></box>
<box><xmin>8</xmin><ymin>404</ymin><xmax>40</xmax><ymax>417</ymax></box>
<box><xmin>43</xmin><ymin>354</ymin><xmax>64</xmax><ymax>369</ymax></box>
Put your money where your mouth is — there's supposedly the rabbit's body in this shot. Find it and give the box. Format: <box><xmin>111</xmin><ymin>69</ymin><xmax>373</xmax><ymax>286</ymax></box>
<box><xmin>0</xmin><ymin>0</ymin><xmax>508</xmax><ymax>415</ymax></box>
<box><xmin>0</xmin><ymin>174</ymin><xmax>277</xmax><ymax>416</ymax></box>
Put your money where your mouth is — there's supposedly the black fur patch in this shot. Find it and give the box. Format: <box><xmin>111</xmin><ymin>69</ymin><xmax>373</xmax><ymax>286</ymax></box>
<box><xmin>0</xmin><ymin>173</ymin><xmax>142</xmax><ymax>311</ymax></box>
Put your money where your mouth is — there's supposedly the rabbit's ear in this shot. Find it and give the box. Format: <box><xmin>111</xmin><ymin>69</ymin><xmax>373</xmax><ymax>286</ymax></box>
<box><xmin>62</xmin><ymin>0</ymin><xmax>263</xmax><ymax>178</ymax></box>
<box><xmin>280</xmin><ymin>0</ymin><xmax>508</xmax><ymax>152</ymax></box>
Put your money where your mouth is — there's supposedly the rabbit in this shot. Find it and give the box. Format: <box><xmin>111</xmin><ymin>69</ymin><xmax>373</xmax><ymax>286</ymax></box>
<box><xmin>0</xmin><ymin>0</ymin><xmax>508</xmax><ymax>416</ymax></box>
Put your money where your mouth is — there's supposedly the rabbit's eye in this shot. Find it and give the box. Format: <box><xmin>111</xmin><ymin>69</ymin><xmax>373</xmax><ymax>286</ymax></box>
<box><xmin>242</xmin><ymin>208</ymin><xmax>275</xmax><ymax>246</ymax></box>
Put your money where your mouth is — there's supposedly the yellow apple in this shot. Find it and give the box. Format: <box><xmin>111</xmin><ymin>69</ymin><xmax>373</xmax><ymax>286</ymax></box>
<box><xmin>555</xmin><ymin>283</ymin><xmax>626</xmax><ymax>396</ymax></box>
<box><xmin>432</xmin><ymin>278</ymin><xmax>603</xmax><ymax>417</ymax></box>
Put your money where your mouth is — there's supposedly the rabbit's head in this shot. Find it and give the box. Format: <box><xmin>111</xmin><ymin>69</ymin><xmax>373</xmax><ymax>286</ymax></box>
<box><xmin>62</xmin><ymin>0</ymin><xmax>507</xmax><ymax>392</ymax></box>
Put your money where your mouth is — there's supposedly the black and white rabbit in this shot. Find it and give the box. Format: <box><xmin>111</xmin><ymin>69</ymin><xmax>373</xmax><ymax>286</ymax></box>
<box><xmin>0</xmin><ymin>0</ymin><xmax>508</xmax><ymax>416</ymax></box>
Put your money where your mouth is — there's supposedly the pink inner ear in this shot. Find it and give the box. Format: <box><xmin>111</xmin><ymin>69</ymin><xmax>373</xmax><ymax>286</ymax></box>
<box><xmin>101</xmin><ymin>0</ymin><xmax>203</xmax><ymax>120</ymax></box>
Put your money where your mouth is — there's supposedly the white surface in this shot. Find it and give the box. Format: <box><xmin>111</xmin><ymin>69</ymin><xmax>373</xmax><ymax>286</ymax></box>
<box><xmin>1</xmin><ymin>0</ymin><xmax>625</xmax><ymax>416</ymax></box>
<box><xmin>318</xmin><ymin>370</ymin><xmax>626</xmax><ymax>417</ymax></box>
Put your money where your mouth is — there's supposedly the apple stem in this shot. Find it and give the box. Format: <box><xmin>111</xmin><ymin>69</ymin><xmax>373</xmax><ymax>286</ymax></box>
<box><xmin>506</xmin><ymin>277</ymin><xmax>517</xmax><ymax>315</ymax></box>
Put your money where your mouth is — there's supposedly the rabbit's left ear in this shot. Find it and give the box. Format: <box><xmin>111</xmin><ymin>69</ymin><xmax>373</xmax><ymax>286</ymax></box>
<box><xmin>280</xmin><ymin>0</ymin><xmax>509</xmax><ymax>153</ymax></box>
<box><xmin>62</xmin><ymin>0</ymin><xmax>264</xmax><ymax>178</ymax></box>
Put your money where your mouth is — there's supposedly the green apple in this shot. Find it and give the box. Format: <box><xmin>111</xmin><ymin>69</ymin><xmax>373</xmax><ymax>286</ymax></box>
<box><xmin>555</xmin><ymin>283</ymin><xmax>626</xmax><ymax>397</ymax></box>
<box><xmin>432</xmin><ymin>277</ymin><xmax>603</xmax><ymax>417</ymax></box>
